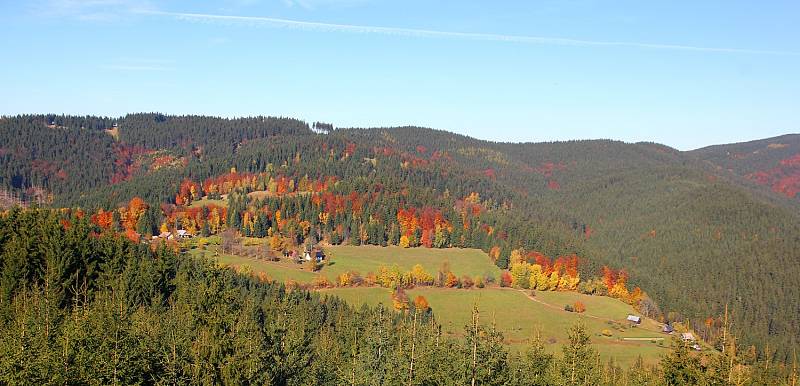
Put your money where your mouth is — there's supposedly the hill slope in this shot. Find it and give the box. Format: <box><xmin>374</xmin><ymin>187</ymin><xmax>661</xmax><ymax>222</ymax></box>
<box><xmin>690</xmin><ymin>134</ymin><xmax>800</xmax><ymax>202</ymax></box>
<box><xmin>1</xmin><ymin>114</ymin><xmax>798</xmax><ymax>360</ymax></box>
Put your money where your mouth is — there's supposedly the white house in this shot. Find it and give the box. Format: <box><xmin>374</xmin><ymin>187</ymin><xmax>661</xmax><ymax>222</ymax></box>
<box><xmin>626</xmin><ymin>315</ymin><xmax>642</xmax><ymax>324</ymax></box>
<box><xmin>176</xmin><ymin>229</ymin><xmax>192</xmax><ymax>239</ymax></box>
<box><xmin>303</xmin><ymin>249</ymin><xmax>325</xmax><ymax>263</ymax></box>
<box><xmin>681</xmin><ymin>332</ymin><xmax>695</xmax><ymax>341</ymax></box>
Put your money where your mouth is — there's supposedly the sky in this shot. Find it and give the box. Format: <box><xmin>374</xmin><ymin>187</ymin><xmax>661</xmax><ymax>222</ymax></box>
<box><xmin>1</xmin><ymin>0</ymin><xmax>798</xmax><ymax>150</ymax></box>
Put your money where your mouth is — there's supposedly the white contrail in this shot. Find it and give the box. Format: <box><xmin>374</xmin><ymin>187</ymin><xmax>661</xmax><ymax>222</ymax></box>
<box><xmin>141</xmin><ymin>10</ymin><xmax>800</xmax><ymax>56</ymax></box>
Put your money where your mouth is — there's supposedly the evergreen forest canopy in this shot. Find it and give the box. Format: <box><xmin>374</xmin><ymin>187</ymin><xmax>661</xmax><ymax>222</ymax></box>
<box><xmin>0</xmin><ymin>209</ymin><xmax>796</xmax><ymax>385</ymax></box>
<box><xmin>1</xmin><ymin>114</ymin><xmax>799</xmax><ymax>367</ymax></box>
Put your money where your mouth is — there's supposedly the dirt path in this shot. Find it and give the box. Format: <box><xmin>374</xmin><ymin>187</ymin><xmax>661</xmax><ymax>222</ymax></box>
<box><xmin>515</xmin><ymin>289</ymin><xmax>669</xmax><ymax>337</ymax></box>
<box><xmin>520</xmin><ymin>291</ymin><xmax>610</xmax><ymax>322</ymax></box>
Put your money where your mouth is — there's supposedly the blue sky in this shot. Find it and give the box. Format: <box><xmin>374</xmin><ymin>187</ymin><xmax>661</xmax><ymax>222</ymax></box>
<box><xmin>1</xmin><ymin>0</ymin><xmax>798</xmax><ymax>150</ymax></box>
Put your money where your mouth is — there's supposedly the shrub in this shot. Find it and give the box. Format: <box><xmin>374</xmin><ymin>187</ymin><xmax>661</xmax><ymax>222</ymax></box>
<box><xmin>602</xmin><ymin>329</ymin><xmax>613</xmax><ymax>337</ymax></box>
<box><xmin>313</xmin><ymin>275</ymin><xmax>331</xmax><ymax>288</ymax></box>
<box><xmin>573</xmin><ymin>301</ymin><xmax>586</xmax><ymax>313</ymax></box>
<box><xmin>564</xmin><ymin>304</ymin><xmax>574</xmax><ymax>312</ymax></box>
<box><xmin>304</xmin><ymin>259</ymin><xmax>319</xmax><ymax>272</ymax></box>
<box><xmin>499</xmin><ymin>271</ymin><xmax>513</xmax><ymax>287</ymax></box>
<box><xmin>444</xmin><ymin>271</ymin><xmax>460</xmax><ymax>288</ymax></box>
<box><xmin>238</xmin><ymin>264</ymin><xmax>253</xmax><ymax>276</ymax></box>
<box><xmin>377</xmin><ymin>265</ymin><xmax>404</xmax><ymax>288</ymax></box>
<box><xmin>411</xmin><ymin>264</ymin><xmax>434</xmax><ymax>286</ymax></box>
<box><xmin>349</xmin><ymin>271</ymin><xmax>363</xmax><ymax>286</ymax></box>
<box><xmin>337</xmin><ymin>272</ymin><xmax>353</xmax><ymax>287</ymax></box>
<box><xmin>364</xmin><ymin>272</ymin><xmax>377</xmax><ymax>286</ymax></box>
<box><xmin>461</xmin><ymin>275</ymin><xmax>474</xmax><ymax>289</ymax></box>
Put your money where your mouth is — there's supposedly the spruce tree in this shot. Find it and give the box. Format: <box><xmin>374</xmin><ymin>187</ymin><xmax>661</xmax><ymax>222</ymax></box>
<box><xmin>559</xmin><ymin>323</ymin><xmax>600</xmax><ymax>386</ymax></box>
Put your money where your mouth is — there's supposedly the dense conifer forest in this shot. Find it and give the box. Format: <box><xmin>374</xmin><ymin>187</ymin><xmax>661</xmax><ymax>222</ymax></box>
<box><xmin>1</xmin><ymin>113</ymin><xmax>799</xmax><ymax>374</ymax></box>
<box><xmin>1</xmin><ymin>210</ymin><xmax>797</xmax><ymax>385</ymax></box>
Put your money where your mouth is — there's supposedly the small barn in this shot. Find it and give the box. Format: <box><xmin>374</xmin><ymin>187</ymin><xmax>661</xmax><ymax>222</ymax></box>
<box><xmin>662</xmin><ymin>324</ymin><xmax>674</xmax><ymax>334</ymax></box>
<box><xmin>176</xmin><ymin>229</ymin><xmax>192</xmax><ymax>239</ymax></box>
<box><xmin>626</xmin><ymin>315</ymin><xmax>642</xmax><ymax>324</ymax></box>
<box><xmin>681</xmin><ymin>332</ymin><xmax>695</xmax><ymax>341</ymax></box>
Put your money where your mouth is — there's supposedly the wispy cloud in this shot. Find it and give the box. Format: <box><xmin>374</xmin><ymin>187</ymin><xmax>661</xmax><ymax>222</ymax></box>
<box><xmin>140</xmin><ymin>10</ymin><xmax>800</xmax><ymax>56</ymax></box>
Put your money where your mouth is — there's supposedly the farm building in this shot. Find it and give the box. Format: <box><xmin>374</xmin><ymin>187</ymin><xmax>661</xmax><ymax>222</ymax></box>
<box><xmin>681</xmin><ymin>332</ymin><xmax>695</xmax><ymax>341</ymax></box>
<box><xmin>304</xmin><ymin>249</ymin><xmax>326</xmax><ymax>263</ymax></box>
<box><xmin>662</xmin><ymin>324</ymin><xmax>674</xmax><ymax>334</ymax></box>
<box><xmin>176</xmin><ymin>229</ymin><xmax>192</xmax><ymax>239</ymax></box>
<box><xmin>626</xmin><ymin>315</ymin><xmax>642</xmax><ymax>324</ymax></box>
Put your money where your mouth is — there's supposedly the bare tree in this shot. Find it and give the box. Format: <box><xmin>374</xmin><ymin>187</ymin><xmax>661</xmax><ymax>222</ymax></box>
<box><xmin>220</xmin><ymin>228</ymin><xmax>237</xmax><ymax>254</ymax></box>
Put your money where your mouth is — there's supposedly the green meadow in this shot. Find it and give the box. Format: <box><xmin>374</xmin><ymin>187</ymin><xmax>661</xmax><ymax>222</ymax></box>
<box><xmin>191</xmin><ymin>245</ymin><xmax>671</xmax><ymax>366</ymax></box>
<box><xmin>321</xmin><ymin>286</ymin><xmax>670</xmax><ymax>366</ymax></box>
<box><xmin>322</xmin><ymin>245</ymin><xmax>501</xmax><ymax>281</ymax></box>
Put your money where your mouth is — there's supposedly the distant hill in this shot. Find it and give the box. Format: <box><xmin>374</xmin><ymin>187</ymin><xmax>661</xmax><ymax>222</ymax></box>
<box><xmin>690</xmin><ymin>134</ymin><xmax>800</xmax><ymax>201</ymax></box>
<box><xmin>1</xmin><ymin>114</ymin><xmax>798</xmax><ymax>360</ymax></box>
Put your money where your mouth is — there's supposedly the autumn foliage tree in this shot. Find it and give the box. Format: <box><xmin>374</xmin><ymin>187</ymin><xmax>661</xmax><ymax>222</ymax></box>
<box><xmin>444</xmin><ymin>271</ymin><xmax>460</xmax><ymax>288</ymax></box>
<box><xmin>90</xmin><ymin>208</ymin><xmax>114</xmax><ymax>230</ymax></box>
<box><xmin>175</xmin><ymin>179</ymin><xmax>200</xmax><ymax>206</ymax></box>
<box><xmin>392</xmin><ymin>288</ymin><xmax>410</xmax><ymax>311</ymax></box>
<box><xmin>500</xmin><ymin>271</ymin><xmax>513</xmax><ymax>287</ymax></box>
<box><xmin>413</xmin><ymin>295</ymin><xmax>430</xmax><ymax>312</ymax></box>
<box><xmin>410</xmin><ymin>264</ymin><xmax>433</xmax><ymax>286</ymax></box>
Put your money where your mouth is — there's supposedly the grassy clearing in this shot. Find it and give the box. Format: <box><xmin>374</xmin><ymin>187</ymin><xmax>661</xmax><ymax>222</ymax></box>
<box><xmin>188</xmin><ymin>198</ymin><xmax>228</xmax><ymax>208</ymax></box>
<box><xmin>192</xmin><ymin>245</ymin><xmax>500</xmax><ymax>284</ymax></box>
<box><xmin>187</xmin><ymin>245</ymin><xmax>670</xmax><ymax>366</ymax></box>
<box><xmin>534</xmin><ymin>290</ymin><xmax>664</xmax><ymax>334</ymax></box>
<box><xmin>323</xmin><ymin>286</ymin><xmax>669</xmax><ymax>366</ymax></box>
<box><xmin>247</xmin><ymin>190</ymin><xmax>311</xmax><ymax>200</ymax></box>
<box><xmin>322</xmin><ymin>245</ymin><xmax>501</xmax><ymax>281</ymax></box>
<box><xmin>190</xmin><ymin>249</ymin><xmax>319</xmax><ymax>283</ymax></box>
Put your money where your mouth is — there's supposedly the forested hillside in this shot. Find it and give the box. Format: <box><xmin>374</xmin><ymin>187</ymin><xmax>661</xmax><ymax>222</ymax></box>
<box><xmin>691</xmin><ymin>134</ymin><xmax>800</xmax><ymax>201</ymax></box>
<box><xmin>1</xmin><ymin>209</ymin><xmax>796</xmax><ymax>385</ymax></box>
<box><xmin>1</xmin><ymin>114</ymin><xmax>798</xmax><ymax>362</ymax></box>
